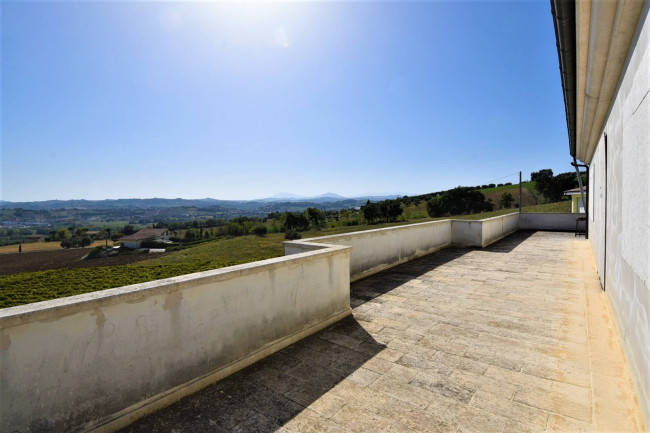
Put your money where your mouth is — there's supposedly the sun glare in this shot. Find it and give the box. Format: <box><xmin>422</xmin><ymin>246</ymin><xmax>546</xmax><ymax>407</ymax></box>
<box><xmin>274</xmin><ymin>26</ymin><xmax>291</xmax><ymax>48</ymax></box>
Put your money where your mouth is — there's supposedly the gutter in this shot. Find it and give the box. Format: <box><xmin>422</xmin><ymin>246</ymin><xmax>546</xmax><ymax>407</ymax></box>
<box><xmin>550</xmin><ymin>0</ymin><xmax>577</xmax><ymax>156</ymax></box>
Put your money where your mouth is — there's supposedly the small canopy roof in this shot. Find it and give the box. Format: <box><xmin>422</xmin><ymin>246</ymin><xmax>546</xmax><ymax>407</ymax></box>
<box><xmin>564</xmin><ymin>187</ymin><xmax>586</xmax><ymax>196</ymax></box>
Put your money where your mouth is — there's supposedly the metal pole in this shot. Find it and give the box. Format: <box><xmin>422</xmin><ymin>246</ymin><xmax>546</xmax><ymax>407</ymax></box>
<box><xmin>519</xmin><ymin>171</ymin><xmax>522</xmax><ymax>213</ymax></box>
<box><xmin>572</xmin><ymin>157</ymin><xmax>589</xmax><ymax>239</ymax></box>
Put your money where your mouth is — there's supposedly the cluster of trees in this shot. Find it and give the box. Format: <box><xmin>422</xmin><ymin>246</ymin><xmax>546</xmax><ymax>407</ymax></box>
<box><xmin>145</xmin><ymin>207</ymin><xmax>331</xmax><ymax>243</ymax></box>
<box><xmin>361</xmin><ymin>200</ymin><xmax>404</xmax><ymax>223</ymax></box>
<box><xmin>54</xmin><ymin>227</ymin><xmax>93</xmax><ymax>249</ymax></box>
<box><xmin>426</xmin><ymin>187</ymin><xmax>494</xmax><ymax>218</ymax></box>
<box><xmin>531</xmin><ymin>169</ymin><xmax>581</xmax><ymax>203</ymax></box>
<box><xmin>499</xmin><ymin>192</ymin><xmax>515</xmax><ymax>209</ymax></box>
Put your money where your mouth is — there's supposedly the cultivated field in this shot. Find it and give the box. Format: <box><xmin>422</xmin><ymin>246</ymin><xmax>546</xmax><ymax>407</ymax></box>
<box><xmin>0</xmin><ymin>240</ymin><xmax>113</xmax><ymax>254</ymax></box>
<box><xmin>0</xmin><ymin>248</ymin><xmax>167</xmax><ymax>276</ymax></box>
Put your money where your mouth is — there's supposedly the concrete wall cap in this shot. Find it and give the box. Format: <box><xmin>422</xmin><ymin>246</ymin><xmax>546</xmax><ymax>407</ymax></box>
<box><xmin>0</xmin><ymin>244</ymin><xmax>352</xmax><ymax>327</ymax></box>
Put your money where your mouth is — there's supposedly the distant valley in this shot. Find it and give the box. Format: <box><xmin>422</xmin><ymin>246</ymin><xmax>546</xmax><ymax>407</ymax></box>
<box><xmin>0</xmin><ymin>194</ymin><xmax>401</xmax><ymax>228</ymax></box>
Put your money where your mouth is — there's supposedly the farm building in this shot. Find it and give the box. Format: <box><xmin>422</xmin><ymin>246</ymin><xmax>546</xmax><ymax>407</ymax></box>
<box><xmin>119</xmin><ymin>228</ymin><xmax>170</xmax><ymax>249</ymax></box>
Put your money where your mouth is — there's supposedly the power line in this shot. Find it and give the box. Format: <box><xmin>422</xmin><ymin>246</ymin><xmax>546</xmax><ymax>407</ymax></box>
<box><xmin>479</xmin><ymin>172</ymin><xmax>520</xmax><ymax>185</ymax></box>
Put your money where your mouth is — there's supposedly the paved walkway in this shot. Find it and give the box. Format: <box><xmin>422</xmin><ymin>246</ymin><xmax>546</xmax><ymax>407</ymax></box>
<box><xmin>123</xmin><ymin>231</ymin><xmax>647</xmax><ymax>432</ymax></box>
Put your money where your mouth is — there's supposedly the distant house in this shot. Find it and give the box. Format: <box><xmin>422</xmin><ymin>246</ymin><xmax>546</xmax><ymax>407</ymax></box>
<box><xmin>563</xmin><ymin>187</ymin><xmax>586</xmax><ymax>213</ymax></box>
<box><xmin>27</xmin><ymin>234</ymin><xmax>45</xmax><ymax>243</ymax></box>
<box><xmin>119</xmin><ymin>228</ymin><xmax>170</xmax><ymax>249</ymax></box>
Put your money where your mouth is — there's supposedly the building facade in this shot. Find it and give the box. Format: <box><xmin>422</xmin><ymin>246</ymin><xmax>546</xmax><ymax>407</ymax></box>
<box><xmin>552</xmin><ymin>0</ymin><xmax>650</xmax><ymax>423</ymax></box>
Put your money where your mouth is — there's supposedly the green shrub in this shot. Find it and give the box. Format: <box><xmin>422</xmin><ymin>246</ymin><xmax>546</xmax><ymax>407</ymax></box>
<box><xmin>85</xmin><ymin>246</ymin><xmax>106</xmax><ymax>259</ymax></box>
<box><xmin>252</xmin><ymin>224</ymin><xmax>267</xmax><ymax>237</ymax></box>
<box><xmin>285</xmin><ymin>229</ymin><xmax>301</xmax><ymax>240</ymax></box>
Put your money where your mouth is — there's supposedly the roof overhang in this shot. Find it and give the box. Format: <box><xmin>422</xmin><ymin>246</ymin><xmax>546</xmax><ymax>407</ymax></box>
<box><xmin>551</xmin><ymin>0</ymin><xmax>647</xmax><ymax>164</ymax></box>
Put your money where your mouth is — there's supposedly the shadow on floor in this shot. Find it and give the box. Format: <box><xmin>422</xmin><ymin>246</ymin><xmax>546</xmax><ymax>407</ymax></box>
<box><xmin>482</xmin><ymin>229</ymin><xmax>535</xmax><ymax>253</ymax></box>
<box><xmin>350</xmin><ymin>230</ymin><xmax>536</xmax><ymax>308</ymax></box>
<box><xmin>121</xmin><ymin>317</ymin><xmax>385</xmax><ymax>432</ymax></box>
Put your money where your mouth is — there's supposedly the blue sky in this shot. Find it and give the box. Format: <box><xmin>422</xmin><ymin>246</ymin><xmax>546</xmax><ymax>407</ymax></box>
<box><xmin>1</xmin><ymin>1</ymin><xmax>571</xmax><ymax>201</ymax></box>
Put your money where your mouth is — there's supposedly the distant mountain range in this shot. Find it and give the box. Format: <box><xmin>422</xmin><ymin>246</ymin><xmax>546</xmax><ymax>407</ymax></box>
<box><xmin>0</xmin><ymin>194</ymin><xmax>401</xmax><ymax>211</ymax></box>
<box><xmin>258</xmin><ymin>192</ymin><xmax>349</xmax><ymax>203</ymax></box>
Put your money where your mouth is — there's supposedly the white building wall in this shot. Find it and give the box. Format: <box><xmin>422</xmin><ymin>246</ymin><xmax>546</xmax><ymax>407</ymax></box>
<box><xmin>588</xmin><ymin>3</ymin><xmax>650</xmax><ymax>422</ymax></box>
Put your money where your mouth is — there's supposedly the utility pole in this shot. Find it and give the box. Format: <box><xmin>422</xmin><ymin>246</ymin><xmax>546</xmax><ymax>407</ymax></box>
<box><xmin>519</xmin><ymin>171</ymin><xmax>522</xmax><ymax>213</ymax></box>
<box><xmin>105</xmin><ymin>228</ymin><xmax>111</xmax><ymax>267</ymax></box>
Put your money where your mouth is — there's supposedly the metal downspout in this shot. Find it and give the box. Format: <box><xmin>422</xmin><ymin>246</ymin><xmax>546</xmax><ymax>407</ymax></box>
<box><xmin>572</xmin><ymin>157</ymin><xmax>589</xmax><ymax>239</ymax></box>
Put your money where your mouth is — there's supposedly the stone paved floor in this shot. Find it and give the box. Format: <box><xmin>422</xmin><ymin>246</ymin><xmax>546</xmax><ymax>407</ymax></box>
<box><xmin>122</xmin><ymin>231</ymin><xmax>647</xmax><ymax>433</ymax></box>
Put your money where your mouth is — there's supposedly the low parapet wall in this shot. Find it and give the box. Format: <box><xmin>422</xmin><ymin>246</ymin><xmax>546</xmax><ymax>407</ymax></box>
<box><xmin>286</xmin><ymin>213</ymin><xmax>521</xmax><ymax>280</ymax></box>
<box><xmin>519</xmin><ymin>212</ymin><xmax>585</xmax><ymax>231</ymax></box>
<box><xmin>285</xmin><ymin>220</ymin><xmax>454</xmax><ymax>281</ymax></box>
<box><xmin>0</xmin><ymin>245</ymin><xmax>351</xmax><ymax>433</ymax></box>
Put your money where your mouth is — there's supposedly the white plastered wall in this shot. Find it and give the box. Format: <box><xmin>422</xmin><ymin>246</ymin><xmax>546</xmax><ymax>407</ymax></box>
<box><xmin>587</xmin><ymin>2</ymin><xmax>650</xmax><ymax>422</ymax></box>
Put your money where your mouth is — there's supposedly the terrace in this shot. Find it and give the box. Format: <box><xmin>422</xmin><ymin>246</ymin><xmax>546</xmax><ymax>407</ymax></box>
<box><xmin>1</xmin><ymin>215</ymin><xmax>647</xmax><ymax>432</ymax></box>
<box><xmin>121</xmin><ymin>230</ymin><xmax>646</xmax><ymax>432</ymax></box>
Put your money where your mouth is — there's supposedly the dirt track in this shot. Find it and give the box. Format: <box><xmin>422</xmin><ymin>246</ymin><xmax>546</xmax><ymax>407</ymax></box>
<box><xmin>0</xmin><ymin>249</ymin><xmax>168</xmax><ymax>275</ymax></box>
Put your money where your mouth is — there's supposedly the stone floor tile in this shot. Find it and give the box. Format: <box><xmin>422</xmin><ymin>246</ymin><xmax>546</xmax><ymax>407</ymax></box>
<box><xmin>409</xmin><ymin>371</ymin><xmax>476</xmax><ymax>404</ymax></box>
<box><xmin>378</xmin><ymin>399</ymin><xmax>457</xmax><ymax>433</ymax></box>
<box><xmin>245</xmin><ymin>366</ymin><xmax>305</xmax><ymax>395</ymax></box>
<box><xmin>285</xmin><ymin>381</ymin><xmax>334</xmax><ymax>407</ymax></box>
<box><xmin>502</xmin><ymin>420</ymin><xmax>537</xmax><ymax>433</ymax></box>
<box><xmin>286</xmin><ymin>363</ymin><xmax>340</xmax><ymax>389</ymax></box>
<box><xmin>254</xmin><ymin>351</ymin><xmax>303</xmax><ymax>373</ymax></box>
<box><xmin>231</xmin><ymin>412</ymin><xmax>284</xmax><ymax>433</ymax></box>
<box><xmin>361</xmin><ymin>356</ymin><xmax>395</xmax><ymax>374</ymax></box>
<box><xmin>425</xmin><ymin>392</ymin><xmax>468</xmax><ymax>424</ymax></box>
<box><xmin>347</xmin><ymin>367</ymin><xmax>380</xmax><ymax>386</ymax></box>
<box><xmin>384</xmin><ymin>363</ymin><xmax>420</xmax><ymax>382</ymax></box>
<box><xmin>513</xmin><ymin>385</ymin><xmax>592</xmax><ymax>424</ymax></box>
<box><xmin>396</xmin><ymin>353</ymin><xmax>455</xmax><ymax>377</ymax></box>
<box><xmin>462</xmin><ymin>345</ymin><xmax>525</xmax><ymax>371</ymax></box>
<box><xmin>370</xmin><ymin>373</ymin><xmax>438</xmax><ymax>409</ymax></box>
<box><xmin>447</xmin><ymin>369</ymin><xmax>516</xmax><ymax>400</ymax></box>
<box><xmin>307</xmin><ymin>393</ymin><xmax>348</xmax><ymax>419</ymax></box>
<box><xmin>418</xmin><ymin>335</ymin><xmax>468</xmax><ymax>356</ymax></box>
<box><xmin>469</xmin><ymin>390</ymin><xmax>548</xmax><ymax>429</ymax></box>
<box><xmin>430</xmin><ymin>351</ymin><xmax>488</xmax><ymax>375</ymax></box>
<box><xmin>484</xmin><ymin>365</ymin><xmax>554</xmax><ymax>391</ymax></box>
<box><xmin>329</xmin><ymin>379</ymin><xmax>395</xmax><ymax>414</ymax></box>
<box><xmin>455</xmin><ymin>406</ymin><xmax>508</xmax><ymax>433</ymax></box>
<box><xmin>520</xmin><ymin>361</ymin><xmax>591</xmax><ymax>388</ymax></box>
<box><xmin>283</xmin><ymin>408</ymin><xmax>349</xmax><ymax>433</ymax></box>
<box><xmin>320</xmin><ymin>330</ymin><xmax>364</xmax><ymax>350</ymax></box>
<box><xmin>330</xmin><ymin>405</ymin><xmax>402</xmax><ymax>433</ymax></box>
<box><xmin>375</xmin><ymin>347</ymin><xmax>405</xmax><ymax>362</ymax></box>
<box><xmin>546</xmin><ymin>413</ymin><xmax>594</xmax><ymax>432</ymax></box>
<box><xmin>245</xmin><ymin>385</ymin><xmax>305</xmax><ymax>425</ymax></box>
<box><xmin>357</xmin><ymin>320</ymin><xmax>385</xmax><ymax>334</ymax></box>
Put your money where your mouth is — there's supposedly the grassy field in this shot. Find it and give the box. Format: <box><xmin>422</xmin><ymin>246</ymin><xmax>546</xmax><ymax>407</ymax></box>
<box><xmin>0</xmin><ymin>201</ymin><xmax>572</xmax><ymax>308</ymax></box>
<box><xmin>478</xmin><ymin>181</ymin><xmax>544</xmax><ymax>208</ymax></box>
<box><xmin>0</xmin><ymin>239</ymin><xmax>114</xmax><ymax>254</ymax></box>
<box><xmin>522</xmin><ymin>200</ymin><xmax>571</xmax><ymax>213</ymax></box>
<box><xmin>0</xmin><ymin>263</ymin><xmax>221</xmax><ymax>308</ymax></box>
<box><xmin>136</xmin><ymin>234</ymin><xmax>285</xmax><ymax>268</ymax></box>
